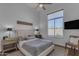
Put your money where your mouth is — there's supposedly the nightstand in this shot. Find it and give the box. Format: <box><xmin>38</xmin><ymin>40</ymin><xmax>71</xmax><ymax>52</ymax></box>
<box><xmin>2</xmin><ymin>39</ymin><xmax>17</xmax><ymax>55</ymax></box>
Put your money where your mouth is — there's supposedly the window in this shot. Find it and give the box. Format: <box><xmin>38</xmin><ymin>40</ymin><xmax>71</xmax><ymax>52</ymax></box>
<box><xmin>48</xmin><ymin>10</ymin><xmax>64</xmax><ymax>37</ymax></box>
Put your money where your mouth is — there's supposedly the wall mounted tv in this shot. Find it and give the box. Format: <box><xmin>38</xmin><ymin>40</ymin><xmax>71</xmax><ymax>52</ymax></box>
<box><xmin>64</xmin><ymin>19</ymin><xmax>79</xmax><ymax>29</ymax></box>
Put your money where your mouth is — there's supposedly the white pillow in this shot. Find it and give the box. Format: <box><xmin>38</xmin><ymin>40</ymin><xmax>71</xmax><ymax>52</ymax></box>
<box><xmin>70</xmin><ymin>38</ymin><xmax>79</xmax><ymax>45</ymax></box>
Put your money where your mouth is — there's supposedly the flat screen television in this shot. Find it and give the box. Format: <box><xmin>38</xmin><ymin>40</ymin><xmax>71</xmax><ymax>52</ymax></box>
<box><xmin>64</xmin><ymin>19</ymin><xmax>79</xmax><ymax>29</ymax></box>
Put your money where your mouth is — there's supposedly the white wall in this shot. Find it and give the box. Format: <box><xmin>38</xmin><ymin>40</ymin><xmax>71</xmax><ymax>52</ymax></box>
<box><xmin>0</xmin><ymin>3</ymin><xmax>40</xmax><ymax>51</ymax></box>
<box><xmin>39</xmin><ymin>3</ymin><xmax>79</xmax><ymax>46</ymax></box>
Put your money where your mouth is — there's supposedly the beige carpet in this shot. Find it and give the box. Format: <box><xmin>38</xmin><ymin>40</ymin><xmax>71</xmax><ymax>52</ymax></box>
<box><xmin>49</xmin><ymin>46</ymin><xmax>67</xmax><ymax>56</ymax></box>
<box><xmin>6</xmin><ymin>46</ymin><xmax>67</xmax><ymax>56</ymax></box>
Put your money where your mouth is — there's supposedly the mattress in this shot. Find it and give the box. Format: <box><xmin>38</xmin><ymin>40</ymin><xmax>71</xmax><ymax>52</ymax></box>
<box><xmin>22</xmin><ymin>39</ymin><xmax>53</xmax><ymax>56</ymax></box>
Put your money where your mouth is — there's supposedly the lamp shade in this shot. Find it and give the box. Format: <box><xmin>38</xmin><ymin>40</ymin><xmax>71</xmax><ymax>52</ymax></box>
<box><xmin>34</xmin><ymin>27</ymin><xmax>39</xmax><ymax>29</ymax></box>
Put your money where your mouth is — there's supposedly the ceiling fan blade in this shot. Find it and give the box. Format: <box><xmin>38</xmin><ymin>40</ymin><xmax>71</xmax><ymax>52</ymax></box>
<box><xmin>35</xmin><ymin>3</ymin><xmax>40</xmax><ymax>9</ymax></box>
<box><xmin>42</xmin><ymin>6</ymin><xmax>46</xmax><ymax>10</ymax></box>
<box><xmin>35</xmin><ymin>3</ymin><xmax>52</xmax><ymax>10</ymax></box>
<box><xmin>40</xmin><ymin>3</ymin><xmax>52</xmax><ymax>10</ymax></box>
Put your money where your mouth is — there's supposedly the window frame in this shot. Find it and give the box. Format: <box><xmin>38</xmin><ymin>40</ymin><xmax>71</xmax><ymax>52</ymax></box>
<box><xmin>47</xmin><ymin>9</ymin><xmax>64</xmax><ymax>37</ymax></box>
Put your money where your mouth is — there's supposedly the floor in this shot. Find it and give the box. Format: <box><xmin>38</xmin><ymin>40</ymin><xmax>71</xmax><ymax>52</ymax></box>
<box><xmin>6</xmin><ymin>46</ymin><xmax>67</xmax><ymax>56</ymax></box>
<box><xmin>49</xmin><ymin>46</ymin><xmax>67</xmax><ymax>56</ymax></box>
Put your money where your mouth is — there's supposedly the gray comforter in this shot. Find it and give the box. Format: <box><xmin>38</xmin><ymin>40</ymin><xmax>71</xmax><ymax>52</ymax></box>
<box><xmin>22</xmin><ymin>39</ymin><xmax>53</xmax><ymax>56</ymax></box>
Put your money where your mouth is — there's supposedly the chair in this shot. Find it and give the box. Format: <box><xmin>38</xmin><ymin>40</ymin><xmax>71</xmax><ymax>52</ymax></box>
<box><xmin>65</xmin><ymin>35</ymin><xmax>79</xmax><ymax>56</ymax></box>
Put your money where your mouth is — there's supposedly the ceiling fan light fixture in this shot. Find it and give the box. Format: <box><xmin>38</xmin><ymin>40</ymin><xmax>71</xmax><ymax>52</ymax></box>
<box><xmin>39</xmin><ymin>4</ymin><xmax>43</xmax><ymax>8</ymax></box>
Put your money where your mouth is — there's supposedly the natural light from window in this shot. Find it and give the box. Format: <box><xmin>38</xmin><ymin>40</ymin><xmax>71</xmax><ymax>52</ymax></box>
<box><xmin>48</xmin><ymin>10</ymin><xmax>64</xmax><ymax>37</ymax></box>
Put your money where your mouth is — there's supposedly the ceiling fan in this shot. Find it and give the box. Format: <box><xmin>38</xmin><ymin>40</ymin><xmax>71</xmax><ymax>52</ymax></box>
<box><xmin>35</xmin><ymin>3</ymin><xmax>52</xmax><ymax>10</ymax></box>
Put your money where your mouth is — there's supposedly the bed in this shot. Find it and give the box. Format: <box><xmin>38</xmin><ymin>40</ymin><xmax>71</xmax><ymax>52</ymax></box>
<box><xmin>17</xmin><ymin>38</ymin><xmax>54</xmax><ymax>56</ymax></box>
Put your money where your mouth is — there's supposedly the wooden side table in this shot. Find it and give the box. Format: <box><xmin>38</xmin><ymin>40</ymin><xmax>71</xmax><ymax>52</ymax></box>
<box><xmin>1</xmin><ymin>39</ymin><xmax>17</xmax><ymax>55</ymax></box>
